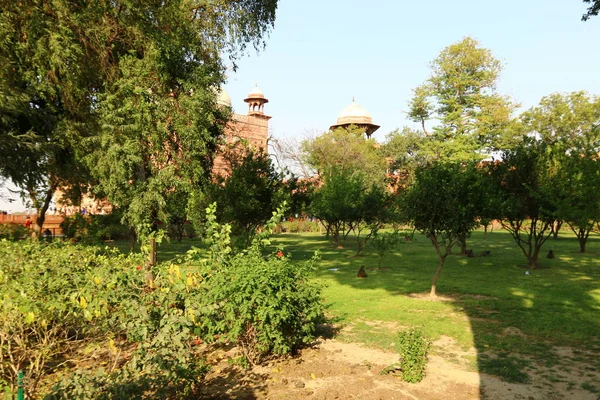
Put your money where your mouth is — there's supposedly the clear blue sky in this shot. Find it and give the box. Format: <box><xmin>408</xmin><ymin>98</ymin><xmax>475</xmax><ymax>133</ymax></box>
<box><xmin>225</xmin><ymin>0</ymin><xmax>600</xmax><ymax>142</ymax></box>
<box><xmin>2</xmin><ymin>0</ymin><xmax>599</xmax><ymax>211</ymax></box>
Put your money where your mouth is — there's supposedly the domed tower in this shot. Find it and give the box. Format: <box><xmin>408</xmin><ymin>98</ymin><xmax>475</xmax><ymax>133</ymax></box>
<box><xmin>330</xmin><ymin>98</ymin><xmax>380</xmax><ymax>137</ymax></box>
<box><xmin>216</xmin><ymin>88</ymin><xmax>232</xmax><ymax>108</ymax></box>
<box><xmin>244</xmin><ymin>84</ymin><xmax>270</xmax><ymax>118</ymax></box>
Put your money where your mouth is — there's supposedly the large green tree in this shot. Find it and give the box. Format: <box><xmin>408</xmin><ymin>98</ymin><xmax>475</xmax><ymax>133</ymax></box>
<box><xmin>407</xmin><ymin>37</ymin><xmax>517</xmax><ymax>162</ymax></box>
<box><xmin>0</xmin><ymin>0</ymin><xmax>278</xmax><ymax>252</ymax></box>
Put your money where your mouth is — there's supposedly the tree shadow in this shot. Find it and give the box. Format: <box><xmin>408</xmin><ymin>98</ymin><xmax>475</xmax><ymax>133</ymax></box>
<box><xmin>271</xmin><ymin>229</ymin><xmax>600</xmax><ymax>398</ymax></box>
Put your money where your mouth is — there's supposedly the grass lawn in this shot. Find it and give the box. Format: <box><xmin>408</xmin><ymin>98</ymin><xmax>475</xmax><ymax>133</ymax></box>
<box><xmin>110</xmin><ymin>228</ymin><xmax>600</xmax><ymax>387</ymax></box>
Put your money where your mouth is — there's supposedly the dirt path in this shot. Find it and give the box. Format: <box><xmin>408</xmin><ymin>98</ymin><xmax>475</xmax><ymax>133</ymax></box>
<box><xmin>198</xmin><ymin>337</ymin><xmax>599</xmax><ymax>400</ymax></box>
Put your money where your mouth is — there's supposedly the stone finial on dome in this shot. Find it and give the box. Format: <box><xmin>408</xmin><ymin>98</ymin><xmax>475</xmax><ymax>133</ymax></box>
<box><xmin>330</xmin><ymin>98</ymin><xmax>380</xmax><ymax>137</ymax></box>
<box><xmin>244</xmin><ymin>83</ymin><xmax>269</xmax><ymax>116</ymax></box>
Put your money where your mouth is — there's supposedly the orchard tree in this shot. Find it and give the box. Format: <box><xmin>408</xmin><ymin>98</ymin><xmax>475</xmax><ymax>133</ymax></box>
<box><xmin>310</xmin><ymin>168</ymin><xmax>389</xmax><ymax>254</ymax></box>
<box><xmin>402</xmin><ymin>162</ymin><xmax>481</xmax><ymax>297</ymax></box>
<box><xmin>488</xmin><ymin>140</ymin><xmax>558</xmax><ymax>269</ymax></box>
<box><xmin>407</xmin><ymin>37</ymin><xmax>517</xmax><ymax>162</ymax></box>
<box><xmin>198</xmin><ymin>147</ymin><xmax>286</xmax><ymax>241</ymax></box>
<box><xmin>522</xmin><ymin>91</ymin><xmax>600</xmax><ymax>242</ymax></box>
<box><xmin>555</xmin><ymin>154</ymin><xmax>600</xmax><ymax>253</ymax></box>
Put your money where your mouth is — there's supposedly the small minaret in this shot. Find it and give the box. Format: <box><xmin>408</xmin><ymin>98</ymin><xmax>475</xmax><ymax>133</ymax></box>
<box><xmin>244</xmin><ymin>84</ymin><xmax>270</xmax><ymax>118</ymax></box>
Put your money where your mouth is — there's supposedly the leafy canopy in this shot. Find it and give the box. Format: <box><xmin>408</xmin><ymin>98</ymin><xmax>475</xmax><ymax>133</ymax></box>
<box><xmin>408</xmin><ymin>37</ymin><xmax>517</xmax><ymax>162</ymax></box>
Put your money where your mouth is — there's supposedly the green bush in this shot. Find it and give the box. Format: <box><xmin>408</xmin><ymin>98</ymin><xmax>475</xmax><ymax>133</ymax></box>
<box><xmin>188</xmin><ymin>204</ymin><xmax>325</xmax><ymax>364</ymax></box>
<box><xmin>60</xmin><ymin>212</ymin><xmax>132</xmax><ymax>243</ymax></box>
<box><xmin>0</xmin><ymin>223</ymin><xmax>27</xmax><ymax>240</ymax></box>
<box><xmin>382</xmin><ymin>328</ymin><xmax>430</xmax><ymax>383</ymax></box>
<box><xmin>0</xmin><ymin>240</ymin><xmax>146</xmax><ymax>397</ymax></box>
<box><xmin>279</xmin><ymin>220</ymin><xmax>320</xmax><ymax>233</ymax></box>
<box><xmin>1</xmin><ymin>203</ymin><xmax>325</xmax><ymax>397</ymax></box>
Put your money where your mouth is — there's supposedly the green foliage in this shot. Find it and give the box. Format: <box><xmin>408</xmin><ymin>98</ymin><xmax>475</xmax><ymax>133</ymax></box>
<box><xmin>277</xmin><ymin>220</ymin><xmax>321</xmax><ymax>233</ymax></box>
<box><xmin>372</xmin><ymin>229</ymin><xmax>401</xmax><ymax>269</ymax></box>
<box><xmin>487</xmin><ymin>140</ymin><xmax>558</xmax><ymax>268</ymax></box>
<box><xmin>521</xmin><ymin>91</ymin><xmax>600</xmax><ymax>253</ymax></box>
<box><xmin>1</xmin><ymin>0</ymin><xmax>279</xmax><ymax>245</ymax></box>
<box><xmin>60</xmin><ymin>212</ymin><xmax>132</xmax><ymax>243</ymax></box>
<box><xmin>311</xmin><ymin>168</ymin><xmax>390</xmax><ymax>253</ymax></box>
<box><xmin>402</xmin><ymin>162</ymin><xmax>482</xmax><ymax>251</ymax></box>
<box><xmin>382</xmin><ymin>328</ymin><xmax>430</xmax><ymax>383</ymax></box>
<box><xmin>382</xmin><ymin>127</ymin><xmax>426</xmax><ymax>184</ymax></box>
<box><xmin>408</xmin><ymin>37</ymin><xmax>517</xmax><ymax>162</ymax></box>
<box><xmin>0</xmin><ymin>223</ymin><xmax>26</xmax><ymax>241</ymax></box>
<box><xmin>582</xmin><ymin>0</ymin><xmax>600</xmax><ymax>20</ymax></box>
<box><xmin>198</xmin><ymin>148</ymin><xmax>287</xmax><ymax>238</ymax></box>
<box><xmin>0</xmin><ymin>240</ymin><xmax>146</xmax><ymax>397</ymax></box>
<box><xmin>0</xmin><ymin>201</ymin><xmax>324</xmax><ymax>396</ymax></box>
<box><xmin>301</xmin><ymin>127</ymin><xmax>386</xmax><ymax>182</ymax></box>
<box><xmin>401</xmin><ymin>162</ymin><xmax>483</xmax><ymax>295</ymax></box>
<box><xmin>188</xmin><ymin>203</ymin><xmax>325</xmax><ymax>364</ymax></box>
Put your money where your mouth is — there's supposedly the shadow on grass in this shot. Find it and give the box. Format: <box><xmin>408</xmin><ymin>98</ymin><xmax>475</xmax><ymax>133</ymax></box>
<box><xmin>271</xmin><ymin>229</ymin><xmax>600</xmax><ymax>398</ymax></box>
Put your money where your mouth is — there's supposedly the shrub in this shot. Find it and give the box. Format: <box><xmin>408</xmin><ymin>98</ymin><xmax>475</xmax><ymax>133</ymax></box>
<box><xmin>188</xmin><ymin>203</ymin><xmax>325</xmax><ymax>364</ymax></box>
<box><xmin>2</xmin><ymin>203</ymin><xmax>324</xmax><ymax>397</ymax></box>
<box><xmin>382</xmin><ymin>328</ymin><xmax>430</xmax><ymax>383</ymax></box>
<box><xmin>60</xmin><ymin>212</ymin><xmax>133</xmax><ymax>243</ymax></box>
<box><xmin>0</xmin><ymin>223</ymin><xmax>27</xmax><ymax>241</ymax></box>
<box><xmin>0</xmin><ymin>240</ymin><xmax>146</xmax><ymax>397</ymax></box>
<box><xmin>279</xmin><ymin>220</ymin><xmax>320</xmax><ymax>233</ymax></box>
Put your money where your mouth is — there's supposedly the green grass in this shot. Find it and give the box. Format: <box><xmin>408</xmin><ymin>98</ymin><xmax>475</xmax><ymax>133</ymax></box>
<box><xmin>102</xmin><ymin>228</ymin><xmax>600</xmax><ymax>383</ymax></box>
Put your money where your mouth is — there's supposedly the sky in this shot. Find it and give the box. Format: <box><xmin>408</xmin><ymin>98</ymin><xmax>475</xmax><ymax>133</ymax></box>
<box><xmin>224</xmin><ymin>0</ymin><xmax>600</xmax><ymax>142</ymax></box>
<box><xmin>2</xmin><ymin>0</ymin><xmax>599</xmax><ymax>212</ymax></box>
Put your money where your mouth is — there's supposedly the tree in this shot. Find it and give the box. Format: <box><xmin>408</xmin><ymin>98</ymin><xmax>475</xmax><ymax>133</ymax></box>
<box><xmin>0</xmin><ymin>0</ymin><xmax>278</xmax><ymax>263</ymax></box>
<box><xmin>301</xmin><ymin>127</ymin><xmax>386</xmax><ymax>182</ymax></box>
<box><xmin>555</xmin><ymin>154</ymin><xmax>600</xmax><ymax>253</ymax></box>
<box><xmin>522</xmin><ymin>91</ymin><xmax>600</xmax><ymax>246</ymax></box>
<box><xmin>310</xmin><ymin>168</ymin><xmax>389</xmax><ymax>254</ymax></box>
<box><xmin>488</xmin><ymin>140</ymin><xmax>558</xmax><ymax>269</ymax></box>
<box><xmin>382</xmin><ymin>127</ymin><xmax>427</xmax><ymax>188</ymax></box>
<box><xmin>199</xmin><ymin>147</ymin><xmax>286</xmax><ymax>240</ymax></box>
<box><xmin>582</xmin><ymin>0</ymin><xmax>600</xmax><ymax>20</ymax></box>
<box><xmin>0</xmin><ymin>1</ymin><xmax>96</xmax><ymax>236</ymax></box>
<box><xmin>402</xmin><ymin>162</ymin><xmax>480</xmax><ymax>297</ymax></box>
<box><xmin>407</xmin><ymin>37</ymin><xmax>517</xmax><ymax>162</ymax></box>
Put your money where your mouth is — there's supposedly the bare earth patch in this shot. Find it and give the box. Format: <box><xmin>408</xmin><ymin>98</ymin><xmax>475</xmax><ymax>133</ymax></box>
<box><xmin>197</xmin><ymin>336</ymin><xmax>600</xmax><ymax>399</ymax></box>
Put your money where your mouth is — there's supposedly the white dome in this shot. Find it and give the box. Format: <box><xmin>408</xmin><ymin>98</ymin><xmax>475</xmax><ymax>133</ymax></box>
<box><xmin>216</xmin><ymin>88</ymin><xmax>232</xmax><ymax>108</ymax></box>
<box><xmin>336</xmin><ymin>100</ymin><xmax>373</xmax><ymax>125</ymax></box>
<box><xmin>247</xmin><ymin>85</ymin><xmax>265</xmax><ymax>99</ymax></box>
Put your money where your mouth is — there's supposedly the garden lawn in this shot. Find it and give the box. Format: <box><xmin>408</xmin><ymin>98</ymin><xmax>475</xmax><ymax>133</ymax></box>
<box><xmin>269</xmin><ymin>229</ymin><xmax>600</xmax><ymax>383</ymax></box>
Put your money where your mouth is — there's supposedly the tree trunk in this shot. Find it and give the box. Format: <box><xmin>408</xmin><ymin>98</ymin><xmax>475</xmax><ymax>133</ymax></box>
<box><xmin>29</xmin><ymin>185</ymin><xmax>56</xmax><ymax>239</ymax></box>
<box><xmin>552</xmin><ymin>220</ymin><xmax>563</xmax><ymax>239</ymax></box>
<box><xmin>578</xmin><ymin>232</ymin><xmax>587</xmax><ymax>253</ymax></box>
<box><xmin>430</xmin><ymin>256</ymin><xmax>446</xmax><ymax>298</ymax></box>
<box><xmin>483</xmin><ymin>224</ymin><xmax>488</xmax><ymax>240</ymax></box>
<box><xmin>458</xmin><ymin>233</ymin><xmax>468</xmax><ymax>255</ymax></box>
<box><xmin>529</xmin><ymin>249</ymin><xmax>539</xmax><ymax>270</ymax></box>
